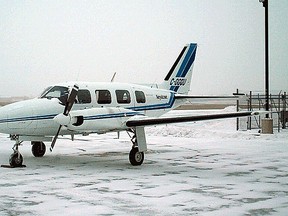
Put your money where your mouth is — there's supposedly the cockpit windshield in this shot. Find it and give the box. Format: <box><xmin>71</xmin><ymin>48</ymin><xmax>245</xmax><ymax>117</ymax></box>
<box><xmin>40</xmin><ymin>86</ymin><xmax>69</xmax><ymax>101</ymax></box>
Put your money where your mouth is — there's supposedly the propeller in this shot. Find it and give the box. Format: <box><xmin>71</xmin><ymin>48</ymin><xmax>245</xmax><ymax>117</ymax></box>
<box><xmin>50</xmin><ymin>84</ymin><xmax>79</xmax><ymax>152</ymax></box>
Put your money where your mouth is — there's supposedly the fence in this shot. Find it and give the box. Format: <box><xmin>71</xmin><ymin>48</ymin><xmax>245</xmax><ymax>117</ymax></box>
<box><xmin>236</xmin><ymin>90</ymin><xmax>287</xmax><ymax>132</ymax></box>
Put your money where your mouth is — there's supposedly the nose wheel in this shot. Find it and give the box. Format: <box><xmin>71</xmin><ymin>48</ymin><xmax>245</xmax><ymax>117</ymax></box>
<box><xmin>9</xmin><ymin>152</ymin><xmax>23</xmax><ymax>167</ymax></box>
<box><xmin>9</xmin><ymin>137</ymin><xmax>24</xmax><ymax>167</ymax></box>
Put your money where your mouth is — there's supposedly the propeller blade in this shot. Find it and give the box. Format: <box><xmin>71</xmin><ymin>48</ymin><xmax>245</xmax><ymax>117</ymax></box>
<box><xmin>64</xmin><ymin>84</ymin><xmax>79</xmax><ymax>115</ymax></box>
<box><xmin>50</xmin><ymin>84</ymin><xmax>79</xmax><ymax>152</ymax></box>
<box><xmin>50</xmin><ymin>125</ymin><xmax>62</xmax><ymax>152</ymax></box>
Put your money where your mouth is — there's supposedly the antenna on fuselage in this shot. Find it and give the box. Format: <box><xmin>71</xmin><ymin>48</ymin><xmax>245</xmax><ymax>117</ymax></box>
<box><xmin>110</xmin><ymin>72</ymin><xmax>117</xmax><ymax>82</ymax></box>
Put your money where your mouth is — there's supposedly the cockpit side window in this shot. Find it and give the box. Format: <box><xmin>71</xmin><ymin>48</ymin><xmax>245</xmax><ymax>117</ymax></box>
<box><xmin>40</xmin><ymin>86</ymin><xmax>69</xmax><ymax>100</ymax></box>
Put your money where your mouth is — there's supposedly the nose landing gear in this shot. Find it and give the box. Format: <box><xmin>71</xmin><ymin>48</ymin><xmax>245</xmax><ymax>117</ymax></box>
<box><xmin>1</xmin><ymin>137</ymin><xmax>47</xmax><ymax>168</ymax></box>
<box><xmin>9</xmin><ymin>152</ymin><xmax>23</xmax><ymax>167</ymax></box>
<box><xmin>9</xmin><ymin>136</ymin><xmax>25</xmax><ymax>167</ymax></box>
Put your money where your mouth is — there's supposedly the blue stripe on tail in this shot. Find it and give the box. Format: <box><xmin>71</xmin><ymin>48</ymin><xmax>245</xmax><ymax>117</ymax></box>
<box><xmin>169</xmin><ymin>43</ymin><xmax>197</xmax><ymax>92</ymax></box>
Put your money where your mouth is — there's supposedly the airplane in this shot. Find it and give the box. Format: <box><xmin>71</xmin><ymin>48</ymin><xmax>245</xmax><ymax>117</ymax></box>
<box><xmin>0</xmin><ymin>43</ymin><xmax>259</xmax><ymax>167</ymax></box>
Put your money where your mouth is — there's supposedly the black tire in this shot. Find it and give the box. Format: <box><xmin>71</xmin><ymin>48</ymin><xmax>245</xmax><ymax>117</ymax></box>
<box><xmin>129</xmin><ymin>148</ymin><xmax>144</xmax><ymax>166</ymax></box>
<box><xmin>32</xmin><ymin>142</ymin><xmax>46</xmax><ymax>157</ymax></box>
<box><xmin>9</xmin><ymin>153</ymin><xmax>23</xmax><ymax>167</ymax></box>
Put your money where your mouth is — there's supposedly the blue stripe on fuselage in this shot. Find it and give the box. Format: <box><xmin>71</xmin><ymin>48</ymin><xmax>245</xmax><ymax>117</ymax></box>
<box><xmin>0</xmin><ymin>114</ymin><xmax>57</xmax><ymax>124</ymax></box>
<box><xmin>131</xmin><ymin>92</ymin><xmax>175</xmax><ymax>111</ymax></box>
<box><xmin>84</xmin><ymin>112</ymin><xmax>139</xmax><ymax>121</ymax></box>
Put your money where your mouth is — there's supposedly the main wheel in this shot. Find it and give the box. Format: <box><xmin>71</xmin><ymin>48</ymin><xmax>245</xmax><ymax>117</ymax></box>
<box><xmin>32</xmin><ymin>142</ymin><xmax>46</xmax><ymax>157</ymax></box>
<box><xmin>129</xmin><ymin>148</ymin><xmax>144</xmax><ymax>166</ymax></box>
<box><xmin>9</xmin><ymin>152</ymin><xmax>23</xmax><ymax>167</ymax></box>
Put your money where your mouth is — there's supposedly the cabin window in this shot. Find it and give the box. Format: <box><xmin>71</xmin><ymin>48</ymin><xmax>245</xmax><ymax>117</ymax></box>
<box><xmin>135</xmin><ymin>91</ymin><xmax>146</xmax><ymax>103</ymax></box>
<box><xmin>96</xmin><ymin>90</ymin><xmax>111</xmax><ymax>104</ymax></box>
<box><xmin>77</xmin><ymin>90</ymin><xmax>91</xmax><ymax>104</ymax></box>
<box><xmin>116</xmin><ymin>90</ymin><xmax>131</xmax><ymax>104</ymax></box>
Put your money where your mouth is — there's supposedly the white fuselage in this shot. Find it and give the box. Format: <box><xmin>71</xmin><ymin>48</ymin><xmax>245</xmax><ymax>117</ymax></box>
<box><xmin>0</xmin><ymin>82</ymin><xmax>183</xmax><ymax>138</ymax></box>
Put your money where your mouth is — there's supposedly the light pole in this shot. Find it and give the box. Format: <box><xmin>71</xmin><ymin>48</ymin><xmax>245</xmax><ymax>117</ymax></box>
<box><xmin>259</xmin><ymin>0</ymin><xmax>269</xmax><ymax>118</ymax></box>
<box><xmin>259</xmin><ymin>0</ymin><xmax>273</xmax><ymax>134</ymax></box>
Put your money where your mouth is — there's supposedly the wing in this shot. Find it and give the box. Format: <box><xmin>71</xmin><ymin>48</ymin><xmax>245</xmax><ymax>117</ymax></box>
<box><xmin>126</xmin><ymin>111</ymin><xmax>256</xmax><ymax>127</ymax></box>
<box><xmin>174</xmin><ymin>94</ymin><xmax>245</xmax><ymax>104</ymax></box>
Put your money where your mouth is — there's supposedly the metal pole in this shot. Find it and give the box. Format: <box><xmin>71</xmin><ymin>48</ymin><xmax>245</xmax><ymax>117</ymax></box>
<box><xmin>260</xmin><ymin>0</ymin><xmax>270</xmax><ymax>118</ymax></box>
<box><xmin>283</xmin><ymin>92</ymin><xmax>287</xmax><ymax>129</ymax></box>
<box><xmin>236</xmin><ymin>88</ymin><xmax>239</xmax><ymax>130</ymax></box>
<box><xmin>265</xmin><ymin>0</ymin><xmax>269</xmax><ymax>118</ymax></box>
<box><xmin>249</xmin><ymin>91</ymin><xmax>252</xmax><ymax>130</ymax></box>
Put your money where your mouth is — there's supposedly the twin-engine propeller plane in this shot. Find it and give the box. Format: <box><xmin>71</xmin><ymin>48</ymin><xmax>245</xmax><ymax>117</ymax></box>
<box><xmin>0</xmin><ymin>43</ymin><xmax>259</xmax><ymax>167</ymax></box>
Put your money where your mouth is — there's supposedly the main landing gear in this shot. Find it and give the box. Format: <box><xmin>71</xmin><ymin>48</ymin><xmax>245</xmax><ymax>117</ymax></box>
<box><xmin>129</xmin><ymin>147</ymin><xmax>144</xmax><ymax>166</ymax></box>
<box><xmin>31</xmin><ymin>141</ymin><xmax>46</xmax><ymax>157</ymax></box>
<box><xmin>127</xmin><ymin>129</ymin><xmax>145</xmax><ymax>166</ymax></box>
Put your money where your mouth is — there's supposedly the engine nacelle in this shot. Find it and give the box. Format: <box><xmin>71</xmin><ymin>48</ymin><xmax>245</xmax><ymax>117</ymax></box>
<box><xmin>61</xmin><ymin>107</ymin><xmax>141</xmax><ymax>133</ymax></box>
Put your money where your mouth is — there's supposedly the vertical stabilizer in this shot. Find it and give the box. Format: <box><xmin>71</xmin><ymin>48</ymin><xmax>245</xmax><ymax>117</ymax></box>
<box><xmin>160</xmin><ymin>43</ymin><xmax>197</xmax><ymax>94</ymax></box>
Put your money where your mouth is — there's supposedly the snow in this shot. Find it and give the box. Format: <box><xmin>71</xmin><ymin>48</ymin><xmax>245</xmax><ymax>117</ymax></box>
<box><xmin>0</xmin><ymin>109</ymin><xmax>288</xmax><ymax>216</ymax></box>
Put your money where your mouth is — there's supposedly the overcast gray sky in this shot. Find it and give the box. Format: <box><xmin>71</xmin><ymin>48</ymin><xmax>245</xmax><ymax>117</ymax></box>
<box><xmin>0</xmin><ymin>0</ymin><xmax>287</xmax><ymax>97</ymax></box>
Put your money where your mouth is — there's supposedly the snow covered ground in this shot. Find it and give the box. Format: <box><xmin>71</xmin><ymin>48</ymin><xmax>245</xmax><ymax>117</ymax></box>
<box><xmin>0</xmin><ymin>109</ymin><xmax>288</xmax><ymax>215</ymax></box>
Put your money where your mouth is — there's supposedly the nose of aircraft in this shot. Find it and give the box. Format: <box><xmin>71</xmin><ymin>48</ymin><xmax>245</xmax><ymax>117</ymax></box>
<box><xmin>0</xmin><ymin>104</ymin><xmax>12</xmax><ymax>134</ymax></box>
<box><xmin>0</xmin><ymin>99</ymin><xmax>35</xmax><ymax>134</ymax></box>
<box><xmin>0</xmin><ymin>98</ymin><xmax>63</xmax><ymax>135</ymax></box>
<box><xmin>0</xmin><ymin>106</ymin><xmax>7</xmax><ymax>132</ymax></box>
